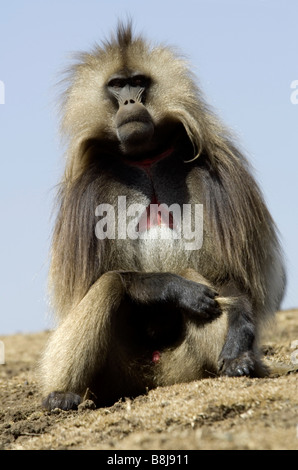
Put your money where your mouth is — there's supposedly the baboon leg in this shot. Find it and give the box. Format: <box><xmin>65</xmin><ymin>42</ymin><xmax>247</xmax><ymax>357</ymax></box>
<box><xmin>212</xmin><ymin>284</ymin><xmax>267</xmax><ymax>377</ymax></box>
<box><xmin>40</xmin><ymin>272</ymin><xmax>125</xmax><ymax>410</ymax></box>
<box><xmin>218</xmin><ymin>295</ymin><xmax>261</xmax><ymax>377</ymax></box>
<box><xmin>178</xmin><ymin>269</ymin><xmax>266</xmax><ymax>377</ymax></box>
<box><xmin>150</xmin><ymin>268</ymin><xmax>227</xmax><ymax>384</ymax></box>
<box><xmin>178</xmin><ymin>268</ymin><xmax>215</xmax><ymax>286</ymax></box>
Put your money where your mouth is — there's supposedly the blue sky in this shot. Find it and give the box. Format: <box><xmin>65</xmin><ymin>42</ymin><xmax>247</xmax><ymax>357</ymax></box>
<box><xmin>0</xmin><ymin>0</ymin><xmax>297</xmax><ymax>334</ymax></box>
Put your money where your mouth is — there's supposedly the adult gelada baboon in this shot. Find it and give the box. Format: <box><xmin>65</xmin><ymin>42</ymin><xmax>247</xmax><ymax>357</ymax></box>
<box><xmin>41</xmin><ymin>23</ymin><xmax>285</xmax><ymax>410</ymax></box>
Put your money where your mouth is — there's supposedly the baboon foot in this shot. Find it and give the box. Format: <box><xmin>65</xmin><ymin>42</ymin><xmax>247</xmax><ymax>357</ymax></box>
<box><xmin>42</xmin><ymin>391</ymin><xmax>82</xmax><ymax>411</ymax></box>
<box><xmin>218</xmin><ymin>351</ymin><xmax>257</xmax><ymax>377</ymax></box>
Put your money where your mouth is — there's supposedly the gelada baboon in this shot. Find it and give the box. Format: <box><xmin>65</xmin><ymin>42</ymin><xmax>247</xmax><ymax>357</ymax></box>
<box><xmin>40</xmin><ymin>23</ymin><xmax>285</xmax><ymax>410</ymax></box>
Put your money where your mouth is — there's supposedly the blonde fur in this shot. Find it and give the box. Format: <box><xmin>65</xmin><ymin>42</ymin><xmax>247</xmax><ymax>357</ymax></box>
<box><xmin>40</xmin><ymin>23</ymin><xmax>286</xmax><ymax>407</ymax></box>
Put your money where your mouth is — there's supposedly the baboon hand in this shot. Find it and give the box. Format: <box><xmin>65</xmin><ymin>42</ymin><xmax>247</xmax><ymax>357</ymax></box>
<box><xmin>119</xmin><ymin>272</ymin><xmax>221</xmax><ymax>322</ymax></box>
<box><xmin>179</xmin><ymin>282</ymin><xmax>222</xmax><ymax>322</ymax></box>
<box><xmin>42</xmin><ymin>391</ymin><xmax>82</xmax><ymax>411</ymax></box>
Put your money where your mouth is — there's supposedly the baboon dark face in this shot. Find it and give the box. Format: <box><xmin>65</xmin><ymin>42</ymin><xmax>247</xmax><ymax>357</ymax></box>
<box><xmin>107</xmin><ymin>73</ymin><xmax>154</xmax><ymax>155</ymax></box>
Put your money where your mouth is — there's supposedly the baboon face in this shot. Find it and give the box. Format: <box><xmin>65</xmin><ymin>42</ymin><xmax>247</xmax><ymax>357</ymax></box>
<box><xmin>104</xmin><ymin>69</ymin><xmax>191</xmax><ymax>160</ymax></box>
<box><xmin>63</xmin><ymin>28</ymin><xmax>202</xmax><ymax>169</ymax></box>
<box><xmin>105</xmin><ymin>69</ymin><xmax>186</xmax><ymax>159</ymax></box>
<box><xmin>107</xmin><ymin>72</ymin><xmax>154</xmax><ymax>155</ymax></box>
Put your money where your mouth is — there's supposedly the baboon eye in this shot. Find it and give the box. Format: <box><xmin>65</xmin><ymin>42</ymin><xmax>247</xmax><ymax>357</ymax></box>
<box><xmin>130</xmin><ymin>75</ymin><xmax>147</xmax><ymax>88</ymax></box>
<box><xmin>108</xmin><ymin>78</ymin><xmax>126</xmax><ymax>88</ymax></box>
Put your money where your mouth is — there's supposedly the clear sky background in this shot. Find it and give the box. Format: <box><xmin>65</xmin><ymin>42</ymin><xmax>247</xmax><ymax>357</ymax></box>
<box><xmin>0</xmin><ymin>0</ymin><xmax>297</xmax><ymax>335</ymax></box>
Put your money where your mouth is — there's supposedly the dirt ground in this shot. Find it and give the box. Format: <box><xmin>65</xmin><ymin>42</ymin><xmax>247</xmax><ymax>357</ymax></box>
<box><xmin>0</xmin><ymin>309</ymin><xmax>297</xmax><ymax>451</ymax></box>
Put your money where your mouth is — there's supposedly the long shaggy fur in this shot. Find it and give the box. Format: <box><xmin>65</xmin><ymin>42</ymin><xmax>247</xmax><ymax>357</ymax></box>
<box><xmin>50</xmin><ymin>23</ymin><xmax>285</xmax><ymax>322</ymax></box>
<box><xmin>41</xmin><ymin>23</ymin><xmax>286</xmax><ymax>405</ymax></box>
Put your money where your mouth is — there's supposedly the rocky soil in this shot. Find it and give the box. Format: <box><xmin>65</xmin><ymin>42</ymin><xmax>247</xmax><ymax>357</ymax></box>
<box><xmin>0</xmin><ymin>309</ymin><xmax>297</xmax><ymax>450</ymax></box>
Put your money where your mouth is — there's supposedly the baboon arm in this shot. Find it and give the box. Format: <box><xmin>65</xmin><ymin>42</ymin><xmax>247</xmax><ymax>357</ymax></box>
<box><xmin>40</xmin><ymin>272</ymin><xmax>125</xmax><ymax>397</ymax></box>
<box><xmin>118</xmin><ymin>270</ymin><xmax>221</xmax><ymax>322</ymax></box>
